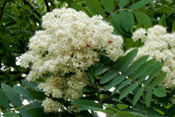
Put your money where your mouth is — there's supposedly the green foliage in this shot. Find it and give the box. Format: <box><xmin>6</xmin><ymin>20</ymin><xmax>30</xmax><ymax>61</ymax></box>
<box><xmin>73</xmin><ymin>49</ymin><xmax>167</xmax><ymax>117</ymax></box>
<box><xmin>72</xmin><ymin>98</ymin><xmax>103</xmax><ymax>110</ymax></box>
<box><xmin>119</xmin><ymin>0</ymin><xmax>129</xmax><ymax>8</ymax></box>
<box><xmin>1</xmin><ymin>83</ymin><xmax>22</xmax><ymax>107</ymax></box>
<box><xmin>0</xmin><ymin>81</ymin><xmax>42</xmax><ymax>116</ymax></box>
<box><xmin>85</xmin><ymin>0</ymin><xmax>105</xmax><ymax>17</ymax></box>
<box><xmin>1</xmin><ymin>0</ymin><xmax>175</xmax><ymax>116</ymax></box>
<box><xmin>159</xmin><ymin>14</ymin><xmax>166</xmax><ymax>26</ymax></box>
<box><xmin>101</xmin><ymin>0</ymin><xmax>114</xmax><ymax>13</ymax></box>
<box><xmin>130</xmin><ymin>0</ymin><xmax>152</xmax><ymax>10</ymax></box>
<box><xmin>134</xmin><ymin>11</ymin><xmax>152</xmax><ymax>28</ymax></box>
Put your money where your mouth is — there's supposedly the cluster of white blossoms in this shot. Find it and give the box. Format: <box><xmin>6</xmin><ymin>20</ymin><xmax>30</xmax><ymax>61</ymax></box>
<box><xmin>132</xmin><ymin>25</ymin><xmax>175</xmax><ymax>88</ymax></box>
<box><xmin>20</xmin><ymin>8</ymin><xmax>123</xmax><ymax>113</ymax></box>
<box><xmin>38</xmin><ymin>72</ymin><xmax>89</xmax><ymax>100</ymax></box>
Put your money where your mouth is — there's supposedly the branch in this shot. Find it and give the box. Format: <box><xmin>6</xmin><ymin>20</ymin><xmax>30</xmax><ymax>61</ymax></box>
<box><xmin>44</xmin><ymin>0</ymin><xmax>50</xmax><ymax>12</ymax></box>
<box><xmin>22</xmin><ymin>0</ymin><xmax>41</xmax><ymax>18</ymax></box>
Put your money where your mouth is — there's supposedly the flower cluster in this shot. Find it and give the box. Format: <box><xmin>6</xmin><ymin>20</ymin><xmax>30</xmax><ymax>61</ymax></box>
<box><xmin>131</xmin><ymin>25</ymin><xmax>175</xmax><ymax>88</ymax></box>
<box><xmin>20</xmin><ymin>8</ymin><xmax>123</xmax><ymax>113</ymax></box>
<box><xmin>38</xmin><ymin>72</ymin><xmax>89</xmax><ymax>100</ymax></box>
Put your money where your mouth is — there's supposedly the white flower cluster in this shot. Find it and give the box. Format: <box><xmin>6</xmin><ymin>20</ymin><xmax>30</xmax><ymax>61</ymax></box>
<box><xmin>131</xmin><ymin>25</ymin><xmax>175</xmax><ymax>87</ymax></box>
<box><xmin>42</xmin><ymin>98</ymin><xmax>61</xmax><ymax>113</ymax></box>
<box><xmin>20</xmin><ymin>8</ymin><xmax>123</xmax><ymax>113</ymax></box>
<box><xmin>38</xmin><ymin>72</ymin><xmax>89</xmax><ymax>100</ymax></box>
<box><xmin>20</xmin><ymin>8</ymin><xmax>123</xmax><ymax>81</ymax></box>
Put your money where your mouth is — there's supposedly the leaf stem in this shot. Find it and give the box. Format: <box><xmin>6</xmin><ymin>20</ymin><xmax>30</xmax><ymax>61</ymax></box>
<box><xmin>105</xmin><ymin>8</ymin><xmax>134</xmax><ymax>20</ymax></box>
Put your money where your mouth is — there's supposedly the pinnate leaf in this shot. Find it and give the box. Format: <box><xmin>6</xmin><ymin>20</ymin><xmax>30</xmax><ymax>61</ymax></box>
<box><xmin>119</xmin><ymin>0</ymin><xmax>129</xmax><ymax>8</ymax></box>
<box><xmin>146</xmin><ymin>88</ymin><xmax>152</xmax><ymax>107</ymax></box>
<box><xmin>133</xmin><ymin>86</ymin><xmax>145</xmax><ymax>106</ymax></box>
<box><xmin>100</xmin><ymin>70</ymin><xmax>118</xmax><ymax>84</ymax></box>
<box><xmin>0</xmin><ymin>89</ymin><xmax>10</xmax><ymax>109</ymax></box>
<box><xmin>153</xmin><ymin>87</ymin><xmax>166</xmax><ymax>97</ymax></box>
<box><xmin>119</xmin><ymin>83</ymin><xmax>139</xmax><ymax>100</ymax></box>
<box><xmin>72</xmin><ymin>98</ymin><xmax>102</xmax><ymax>110</ymax></box>
<box><xmin>150</xmin><ymin>73</ymin><xmax>167</xmax><ymax>87</ymax></box>
<box><xmin>1</xmin><ymin>83</ymin><xmax>22</xmax><ymax>107</ymax></box>
<box><xmin>105</xmin><ymin>75</ymin><xmax>125</xmax><ymax>91</ymax></box>
<box><xmin>85</xmin><ymin>0</ymin><xmax>105</xmax><ymax>17</ymax></box>
<box><xmin>101</xmin><ymin>0</ymin><xmax>114</xmax><ymax>13</ymax></box>
<box><xmin>134</xmin><ymin>11</ymin><xmax>152</xmax><ymax>28</ymax></box>
<box><xmin>130</xmin><ymin>0</ymin><xmax>151</xmax><ymax>10</ymax></box>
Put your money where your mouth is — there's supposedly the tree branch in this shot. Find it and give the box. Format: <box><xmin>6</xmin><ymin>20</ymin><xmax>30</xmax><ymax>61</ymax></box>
<box><xmin>44</xmin><ymin>0</ymin><xmax>50</xmax><ymax>12</ymax></box>
<box><xmin>22</xmin><ymin>0</ymin><xmax>41</xmax><ymax>18</ymax></box>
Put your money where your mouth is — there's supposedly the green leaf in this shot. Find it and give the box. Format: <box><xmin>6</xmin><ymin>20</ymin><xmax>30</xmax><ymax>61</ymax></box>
<box><xmin>159</xmin><ymin>14</ymin><xmax>166</xmax><ymax>27</ymax></box>
<box><xmin>98</xmin><ymin>108</ymin><xmax>116</xmax><ymax>114</ymax></box>
<box><xmin>123</xmin><ymin>55</ymin><xmax>149</xmax><ymax>76</ymax></box>
<box><xmin>111</xmin><ymin>14</ymin><xmax>126</xmax><ymax>34</ymax></box>
<box><xmin>21</xmin><ymin>5</ymin><xmax>31</xmax><ymax>10</ymax></box>
<box><xmin>85</xmin><ymin>0</ymin><xmax>105</xmax><ymax>17</ymax></box>
<box><xmin>128</xmin><ymin>11</ymin><xmax>135</xmax><ymax>32</ymax></box>
<box><xmin>146</xmin><ymin>88</ymin><xmax>152</xmax><ymax>107</ymax></box>
<box><xmin>119</xmin><ymin>83</ymin><xmax>139</xmax><ymax>100</ymax></box>
<box><xmin>82</xmin><ymin>86</ymin><xmax>97</xmax><ymax>93</ymax></box>
<box><xmin>137</xmin><ymin>62</ymin><xmax>161</xmax><ymax>82</ymax></box>
<box><xmin>11</xmin><ymin>6</ymin><xmax>20</xmax><ymax>16</ymax></box>
<box><xmin>130</xmin><ymin>0</ymin><xmax>151</xmax><ymax>10</ymax></box>
<box><xmin>172</xmin><ymin>19</ymin><xmax>175</xmax><ymax>32</ymax></box>
<box><xmin>72</xmin><ymin>98</ymin><xmax>102</xmax><ymax>110</ymax></box>
<box><xmin>100</xmin><ymin>70</ymin><xmax>118</xmax><ymax>84</ymax></box>
<box><xmin>105</xmin><ymin>76</ymin><xmax>125</xmax><ymax>91</ymax></box>
<box><xmin>21</xmin><ymin>79</ymin><xmax>39</xmax><ymax>91</ymax></box>
<box><xmin>101</xmin><ymin>0</ymin><xmax>114</xmax><ymax>13</ymax></box>
<box><xmin>3</xmin><ymin>112</ymin><xmax>21</xmax><ymax>117</ymax></box>
<box><xmin>71</xmin><ymin>3</ymin><xmax>92</xmax><ymax>17</ymax></box>
<box><xmin>112</xmin><ymin>80</ymin><xmax>131</xmax><ymax>95</ymax></box>
<box><xmin>116</xmin><ymin>111</ymin><xmax>144</xmax><ymax>117</ymax></box>
<box><xmin>100</xmin><ymin>55</ymin><xmax>113</xmax><ymax>65</ymax></box>
<box><xmin>30</xmin><ymin>101</ymin><xmax>42</xmax><ymax>108</ymax></box>
<box><xmin>150</xmin><ymin>73</ymin><xmax>167</xmax><ymax>87</ymax></box>
<box><xmin>30</xmin><ymin>90</ymin><xmax>46</xmax><ymax>100</ymax></box>
<box><xmin>119</xmin><ymin>0</ymin><xmax>129</xmax><ymax>8</ymax></box>
<box><xmin>95</xmin><ymin>65</ymin><xmax>109</xmax><ymax>76</ymax></box>
<box><xmin>116</xmin><ymin>49</ymin><xmax>138</xmax><ymax>72</ymax></box>
<box><xmin>0</xmin><ymin>89</ymin><xmax>10</xmax><ymax>109</ymax></box>
<box><xmin>14</xmin><ymin>86</ymin><xmax>34</xmax><ymax>101</ymax></box>
<box><xmin>119</xmin><ymin>10</ymin><xmax>130</xmax><ymax>32</ymax></box>
<box><xmin>153</xmin><ymin>87</ymin><xmax>166</xmax><ymax>97</ymax></box>
<box><xmin>19</xmin><ymin>108</ymin><xmax>31</xmax><ymax>117</ymax></box>
<box><xmin>117</xmin><ymin>104</ymin><xmax>129</xmax><ymax>110</ymax></box>
<box><xmin>131</xmin><ymin>59</ymin><xmax>156</xmax><ymax>80</ymax></box>
<box><xmin>134</xmin><ymin>11</ymin><xmax>152</xmax><ymax>28</ymax></box>
<box><xmin>88</xmin><ymin>66</ymin><xmax>95</xmax><ymax>84</ymax></box>
<box><xmin>145</xmin><ymin>63</ymin><xmax>163</xmax><ymax>84</ymax></box>
<box><xmin>1</xmin><ymin>83</ymin><xmax>22</xmax><ymax>107</ymax></box>
<box><xmin>133</xmin><ymin>86</ymin><xmax>145</xmax><ymax>106</ymax></box>
<box><xmin>26</xmin><ymin>108</ymin><xmax>47</xmax><ymax>117</ymax></box>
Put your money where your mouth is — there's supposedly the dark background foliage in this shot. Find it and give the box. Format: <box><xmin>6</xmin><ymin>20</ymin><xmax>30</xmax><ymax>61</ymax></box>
<box><xmin>0</xmin><ymin>0</ymin><xmax>175</xmax><ymax>117</ymax></box>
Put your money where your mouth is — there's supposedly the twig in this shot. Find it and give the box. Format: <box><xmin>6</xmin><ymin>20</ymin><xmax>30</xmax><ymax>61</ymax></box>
<box><xmin>22</xmin><ymin>0</ymin><xmax>41</xmax><ymax>18</ymax></box>
<box><xmin>44</xmin><ymin>0</ymin><xmax>50</xmax><ymax>12</ymax></box>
